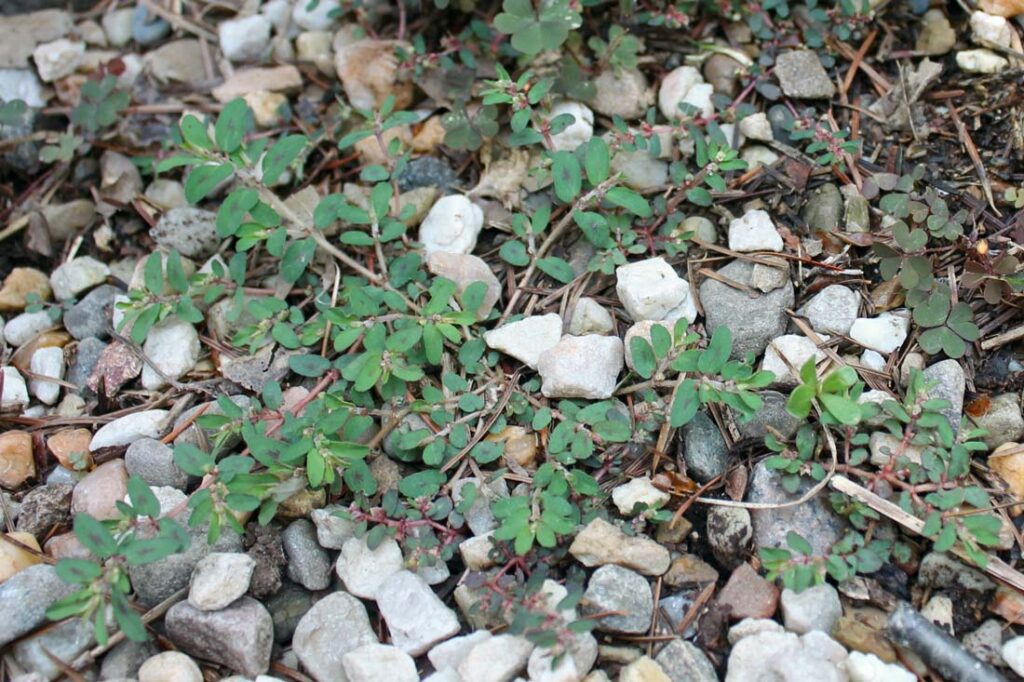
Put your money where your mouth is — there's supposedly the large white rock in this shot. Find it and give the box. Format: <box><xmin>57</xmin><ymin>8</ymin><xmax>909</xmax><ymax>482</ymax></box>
<box><xmin>739</xmin><ymin>112</ymin><xmax>774</xmax><ymax>142</ymax></box>
<box><xmin>218</xmin><ymin>14</ymin><xmax>271</xmax><ymax>62</ymax></box>
<box><xmin>336</xmin><ymin>535</ymin><xmax>404</xmax><ymax>599</ymax></box>
<box><xmin>1002</xmin><ymin>636</ymin><xmax>1024</xmax><ymax>676</ymax></box>
<box><xmin>483</xmin><ymin>314</ymin><xmax>562</xmax><ymax>369</ymax></box>
<box><xmin>548</xmin><ymin>101</ymin><xmax>594</xmax><ymax>152</ymax></box>
<box><xmin>659</xmin><ymin>66</ymin><xmax>704</xmax><ymax>120</ymax></box>
<box><xmin>419</xmin><ymin>195</ymin><xmax>485</xmax><ymax>256</ymax></box>
<box><xmin>616</xmin><ymin>257</ymin><xmax>697</xmax><ymax>322</ymax></box>
<box><xmin>569</xmin><ymin>297</ymin><xmax>614</xmax><ymax>335</ymax></box>
<box><xmin>971</xmin><ymin>12</ymin><xmax>1013</xmax><ymax>48</ymax></box>
<box><xmin>29</xmin><ymin>346</ymin><xmax>65</xmax><ymax>405</ymax></box>
<box><xmin>429</xmin><ymin>630</ymin><xmax>492</xmax><ymax>673</ymax></box>
<box><xmin>849</xmin><ymin>311</ymin><xmax>910</xmax><ymax>354</ymax></box>
<box><xmin>50</xmin><ymin>256</ymin><xmax>110</xmax><ymax>301</ymax></box>
<box><xmin>293</xmin><ymin>592</ymin><xmax>377</xmax><ymax>682</ymax></box>
<box><xmin>89</xmin><ymin>410</ymin><xmax>169</xmax><ymax>451</ymax></box>
<box><xmin>761</xmin><ymin>334</ymin><xmax>826</xmax><ymax>386</ymax></box>
<box><xmin>458</xmin><ymin>634</ymin><xmax>534</xmax><ymax>682</ymax></box>
<box><xmin>843</xmin><ymin>652</ymin><xmax>916</xmax><ymax>682</ymax></box>
<box><xmin>138</xmin><ymin>651</ymin><xmax>203</xmax><ymax>682</ymax></box>
<box><xmin>4</xmin><ymin>310</ymin><xmax>56</xmax><ymax>347</ymax></box>
<box><xmin>1</xmin><ymin>366</ymin><xmax>29</xmax><ymax>412</ymax></box>
<box><xmin>101</xmin><ymin>9</ymin><xmax>134</xmax><ymax>47</ymax></box>
<box><xmin>141</xmin><ymin>318</ymin><xmax>200</xmax><ymax>390</ymax></box>
<box><xmin>0</xmin><ymin>68</ymin><xmax>45</xmax><ymax>108</ymax></box>
<box><xmin>682</xmin><ymin>82</ymin><xmax>714</xmax><ymax>120</ymax></box>
<box><xmin>342</xmin><ymin>643</ymin><xmax>419</xmax><ymax>682</ymax></box>
<box><xmin>32</xmin><ymin>38</ymin><xmax>84</xmax><ymax>82</ymax></box>
<box><xmin>538</xmin><ymin>335</ymin><xmax>624</xmax><ymax>399</ymax></box>
<box><xmin>956</xmin><ymin>49</ymin><xmax>1008</xmax><ymax>73</ymax></box>
<box><xmin>189</xmin><ymin>552</ymin><xmax>256</xmax><ymax>611</ymax></box>
<box><xmin>728</xmin><ymin>209</ymin><xmax>783</xmax><ymax>252</ymax></box>
<box><xmin>376</xmin><ymin>570</ymin><xmax>461</xmax><ymax>655</ymax></box>
<box><xmin>292</xmin><ymin>0</ymin><xmax>341</xmax><ymax>30</ymax></box>
<box><xmin>800</xmin><ymin>284</ymin><xmax>859</xmax><ymax>335</ymax></box>
<box><xmin>612</xmin><ymin>477</ymin><xmax>670</xmax><ymax>516</ymax></box>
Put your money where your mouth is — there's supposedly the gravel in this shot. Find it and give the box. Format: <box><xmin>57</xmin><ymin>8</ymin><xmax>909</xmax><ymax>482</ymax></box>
<box><xmin>282</xmin><ymin>519</ymin><xmax>332</xmax><ymax>591</ymax></box>
<box><xmin>166</xmin><ymin>596</ymin><xmax>274</xmax><ymax>677</ymax></box>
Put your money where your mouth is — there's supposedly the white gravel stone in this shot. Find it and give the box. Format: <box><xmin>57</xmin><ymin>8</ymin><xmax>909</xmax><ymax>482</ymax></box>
<box><xmin>780</xmin><ymin>584</ymin><xmax>842</xmax><ymax>634</ymax></box>
<box><xmin>138</xmin><ymin>651</ymin><xmax>203</xmax><ymax>682</ymax></box>
<box><xmin>612</xmin><ymin>477</ymin><xmax>670</xmax><ymax>516</ymax></box>
<box><xmin>419</xmin><ymin>195</ymin><xmax>485</xmax><ymax>256</ymax></box>
<box><xmin>728</xmin><ymin>209</ymin><xmax>783</xmax><ymax>252</ymax></box>
<box><xmin>957</xmin><ymin>49</ymin><xmax>1008</xmax><ymax>74</ymax></box>
<box><xmin>292</xmin><ymin>0</ymin><xmax>341</xmax><ymax>30</ymax></box>
<box><xmin>429</xmin><ymin>630</ymin><xmax>492</xmax><ymax>673</ymax></box>
<box><xmin>50</xmin><ymin>256</ymin><xmax>109</xmax><ymax>301</ymax></box>
<box><xmin>0</xmin><ymin>68</ymin><xmax>45</xmax><ymax>108</ymax></box>
<box><xmin>293</xmin><ymin>592</ymin><xmax>377</xmax><ymax>682</ymax></box>
<box><xmin>4</xmin><ymin>311</ymin><xmax>55</xmax><ymax>347</ymax></box>
<box><xmin>739</xmin><ymin>112</ymin><xmax>774</xmax><ymax>141</ymax></box>
<box><xmin>311</xmin><ymin>505</ymin><xmax>356</xmax><ymax>549</ymax></box>
<box><xmin>376</xmin><ymin>570</ymin><xmax>461</xmax><ymax>655</ymax></box>
<box><xmin>336</xmin><ymin>535</ymin><xmax>404</xmax><ymax>599</ymax></box>
<box><xmin>538</xmin><ymin>335</ymin><xmax>624</xmax><ymax>400</ymax></box>
<box><xmin>483</xmin><ymin>314</ymin><xmax>562</xmax><ymax>369</ymax></box>
<box><xmin>548</xmin><ymin>101</ymin><xmax>594</xmax><ymax>152</ymax></box>
<box><xmin>616</xmin><ymin>257</ymin><xmax>697</xmax><ymax>323</ymax></box>
<box><xmin>342</xmin><ymin>643</ymin><xmax>418</xmax><ymax>682</ymax></box>
<box><xmin>843</xmin><ymin>652</ymin><xmax>915</xmax><ymax>682</ymax></box>
<box><xmin>89</xmin><ymin>409</ymin><xmax>169</xmax><ymax>450</ymax></box>
<box><xmin>971</xmin><ymin>11</ymin><xmax>1013</xmax><ymax>48</ymax></box>
<box><xmin>861</xmin><ymin>349</ymin><xmax>886</xmax><ymax>372</ymax></box>
<box><xmin>569</xmin><ymin>297</ymin><xmax>615</xmax><ymax>335</ymax></box>
<box><xmin>458</xmin><ymin>634</ymin><xmax>534</xmax><ymax>682</ymax></box>
<box><xmin>141</xmin><ymin>317</ymin><xmax>200</xmax><ymax>390</ymax></box>
<box><xmin>659</xmin><ymin>66</ymin><xmax>704</xmax><ymax>120</ymax></box>
<box><xmin>29</xmin><ymin>346</ymin><xmax>64</xmax><ymax>405</ymax></box>
<box><xmin>1002</xmin><ymin>636</ymin><xmax>1024</xmax><ymax>676</ymax></box>
<box><xmin>101</xmin><ymin>9</ymin><xmax>134</xmax><ymax>47</ymax></box>
<box><xmin>33</xmin><ymin>38</ymin><xmax>84</xmax><ymax>82</ymax></box>
<box><xmin>218</xmin><ymin>14</ymin><xmax>271</xmax><ymax>62</ymax></box>
<box><xmin>459</xmin><ymin>532</ymin><xmax>498</xmax><ymax>570</ymax></box>
<box><xmin>188</xmin><ymin>552</ymin><xmax>255</xmax><ymax>611</ymax></box>
<box><xmin>741</xmin><ymin>145</ymin><xmax>780</xmax><ymax>168</ymax></box>
<box><xmin>1</xmin><ymin>367</ymin><xmax>29</xmax><ymax>412</ymax></box>
<box><xmin>800</xmin><ymin>284</ymin><xmax>859</xmax><ymax>335</ymax></box>
<box><xmin>849</xmin><ymin>311</ymin><xmax>910</xmax><ymax>354</ymax></box>
<box><xmin>761</xmin><ymin>334</ymin><xmax>826</xmax><ymax>386</ymax></box>
<box><xmin>682</xmin><ymin>82</ymin><xmax>714</xmax><ymax>120</ymax></box>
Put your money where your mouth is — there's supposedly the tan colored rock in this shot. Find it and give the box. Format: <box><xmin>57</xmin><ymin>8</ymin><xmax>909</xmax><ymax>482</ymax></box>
<box><xmin>212</xmin><ymin>65</ymin><xmax>303</xmax><ymax>102</ymax></box>
<box><xmin>11</xmin><ymin>330</ymin><xmax>71</xmax><ymax>374</ymax></box>
<box><xmin>411</xmin><ymin>116</ymin><xmax>446</xmax><ymax>152</ymax></box>
<box><xmin>335</xmin><ymin>39</ymin><xmax>413</xmax><ymax>111</ymax></box>
<box><xmin>145</xmin><ymin>39</ymin><xmax>206</xmax><ymax>84</ymax></box>
<box><xmin>45</xmin><ymin>532</ymin><xmax>91</xmax><ymax>560</ymax></box>
<box><xmin>0</xmin><ymin>431</ymin><xmax>34</xmax><ymax>489</ymax></box>
<box><xmin>485</xmin><ymin>425</ymin><xmax>537</xmax><ymax>470</ymax></box>
<box><xmin>0</xmin><ymin>532</ymin><xmax>42</xmax><ymax>582</ymax></box>
<box><xmin>243</xmin><ymin>90</ymin><xmax>288</xmax><ymax>128</ymax></box>
<box><xmin>47</xmin><ymin>428</ymin><xmax>93</xmax><ymax>472</ymax></box>
<box><xmin>0</xmin><ymin>9</ymin><xmax>72</xmax><ymax>68</ymax></box>
<box><xmin>989</xmin><ymin>442</ymin><xmax>1024</xmax><ymax>500</ymax></box>
<box><xmin>71</xmin><ymin>459</ymin><xmax>128</xmax><ymax>520</ymax></box>
<box><xmin>354</xmin><ymin>125</ymin><xmax>412</xmax><ymax>165</ymax></box>
<box><xmin>980</xmin><ymin>0</ymin><xmax>1024</xmax><ymax>17</ymax></box>
<box><xmin>0</xmin><ymin>268</ymin><xmax>51</xmax><ymax>312</ymax></box>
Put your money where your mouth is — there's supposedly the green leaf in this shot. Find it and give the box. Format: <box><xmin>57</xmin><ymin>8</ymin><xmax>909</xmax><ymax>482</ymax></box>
<box><xmin>214</xmin><ymin>98</ymin><xmax>250</xmax><ymax>153</ymax></box>
<box><xmin>185</xmin><ymin>164</ymin><xmax>233</xmax><ymax>204</ymax></box>
<box><xmin>787</xmin><ymin>384</ymin><xmax>815</xmax><ymax>419</ymax></box>
<box><xmin>165</xmin><ymin>250</ymin><xmax>188</xmax><ymax>294</ymax></box>
<box><xmin>127</xmin><ymin>476</ymin><xmax>161</xmax><ymax>518</ymax></box>
<box><xmin>180</xmin><ymin>115</ymin><xmax>212</xmax><ymax>150</ymax></box>
<box><xmin>629</xmin><ymin>337</ymin><xmax>656</xmax><ymax>379</ymax></box>
<box><xmin>290</xmin><ymin>354</ymin><xmax>331</xmax><ymax>377</ymax></box>
<box><xmin>111</xmin><ymin>587</ymin><xmax>148</xmax><ymax>642</ymax></box>
<box><xmin>262</xmin><ymin>134</ymin><xmax>307</xmax><ymax>185</ymax></box>
<box><xmin>820</xmin><ymin>393</ymin><xmax>861</xmax><ymax>426</ymax></box>
<box><xmin>55</xmin><ymin>558</ymin><xmax>102</xmax><ymax>584</ymax></box>
<box><xmin>551</xmin><ymin>151</ymin><xmax>582</xmax><ymax>203</ymax></box>
<box><xmin>686</xmin><ymin>187</ymin><xmax>713</xmax><ymax>207</ymax></box>
<box><xmin>73</xmin><ymin>514</ymin><xmax>118</xmax><ymax>559</ymax></box>
<box><xmin>173</xmin><ymin>443</ymin><xmax>214</xmax><ymax>477</ymax></box>
<box><xmin>670</xmin><ymin>379</ymin><xmax>700</xmax><ymax>427</ymax></box>
<box><xmin>122</xmin><ymin>537</ymin><xmax>182</xmax><ymax>565</ymax></box>
<box><xmin>605</xmin><ymin>187</ymin><xmax>651</xmax><ymax>217</ymax></box>
<box><xmin>584</xmin><ymin>138</ymin><xmax>610</xmax><ymax>185</ymax></box>
<box><xmin>217</xmin><ymin>188</ymin><xmax>259</xmax><ymax>238</ymax></box>
<box><xmin>933</xmin><ymin>523</ymin><xmax>957</xmax><ymax>552</ymax></box>
<box><xmin>594</xmin><ymin>420</ymin><xmax>631</xmax><ymax>442</ymax></box>
<box><xmin>786</xmin><ymin>531</ymin><xmax>813</xmax><ymax>556</ymax></box>
<box><xmin>143</xmin><ymin>252</ymin><xmax>164</xmax><ymax>294</ymax></box>
<box><xmin>698</xmin><ymin>326</ymin><xmax>731</xmax><ymax>374</ymax></box>
<box><xmin>536</xmin><ymin>257</ymin><xmax>575</xmax><ymax>284</ymax></box>
<box><xmin>399</xmin><ymin>470</ymin><xmax>447</xmax><ymax>499</ymax></box>
<box><xmin>499</xmin><ymin>240</ymin><xmax>530</xmax><ymax>266</ymax></box>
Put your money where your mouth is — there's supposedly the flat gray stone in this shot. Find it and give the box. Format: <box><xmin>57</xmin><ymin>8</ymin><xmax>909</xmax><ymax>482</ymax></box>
<box><xmin>165</xmin><ymin>596</ymin><xmax>273</xmax><ymax>677</ymax></box>
<box><xmin>699</xmin><ymin>260</ymin><xmax>794</xmax><ymax>360</ymax></box>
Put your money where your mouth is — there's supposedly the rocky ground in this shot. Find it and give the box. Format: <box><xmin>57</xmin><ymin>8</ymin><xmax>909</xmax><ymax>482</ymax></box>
<box><xmin>3</xmin><ymin>0</ymin><xmax>1024</xmax><ymax>681</ymax></box>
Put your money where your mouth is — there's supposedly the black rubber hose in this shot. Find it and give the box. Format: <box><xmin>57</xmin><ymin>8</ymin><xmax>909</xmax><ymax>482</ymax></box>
<box><xmin>886</xmin><ymin>601</ymin><xmax>1007</xmax><ymax>682</ymax></box>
